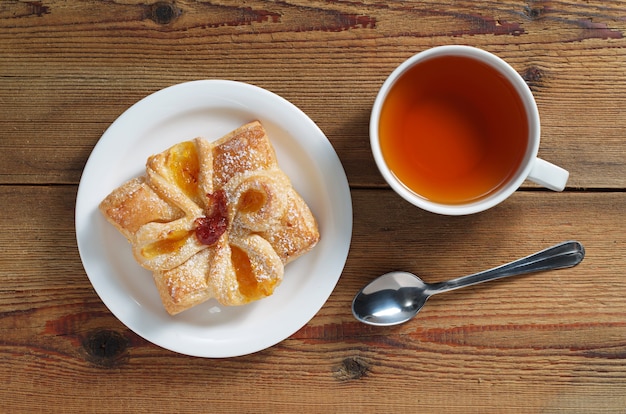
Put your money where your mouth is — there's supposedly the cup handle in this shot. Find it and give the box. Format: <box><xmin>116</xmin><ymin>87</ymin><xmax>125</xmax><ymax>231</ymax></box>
<box><xmin>527</xmin><ymin>158</ymin><xmax>569</xmax><ymax>191</ymax></box>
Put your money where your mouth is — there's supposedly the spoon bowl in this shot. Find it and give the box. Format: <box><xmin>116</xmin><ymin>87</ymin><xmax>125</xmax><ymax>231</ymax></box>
<box><xmin>352</xmin><ymin>241</ymin><xmax>585</xmax><ymax>326</ymax></box>
<box><xmin>352</xmin><ymin>272</ymin><xmax>430</xmax><ymax>326</ymax></box>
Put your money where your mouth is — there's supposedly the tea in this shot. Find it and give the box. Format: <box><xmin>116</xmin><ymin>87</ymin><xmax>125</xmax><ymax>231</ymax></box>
<box><xmin>378</xmin><ymin>55</ymin><xmax>528</xmax><ymax>204</ymax></box>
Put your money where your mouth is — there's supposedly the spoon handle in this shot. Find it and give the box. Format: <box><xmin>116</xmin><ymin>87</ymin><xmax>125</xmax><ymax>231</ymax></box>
<box><xmin>429</xmin><ymin>241</ymin><xmax>585</xmax><ymax>295</ymax></box>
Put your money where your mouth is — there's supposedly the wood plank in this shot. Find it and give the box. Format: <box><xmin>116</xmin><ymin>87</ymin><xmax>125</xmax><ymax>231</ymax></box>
<box><xmin>1</xmin><ymin>185</ymin><xmax>625</xmax><ymax>412</ymax></box>
<box><xmin>1</xmin><ymin>0</ymin><xmax>626</xmax><ymax>186</ymax></box>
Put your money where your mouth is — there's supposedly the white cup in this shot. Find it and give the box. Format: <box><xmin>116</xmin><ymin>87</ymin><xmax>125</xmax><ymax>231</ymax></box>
<box><xmin>370</xmin><ymin>45</ymin><xmax>569</xmax><ymax>215</ymax></box>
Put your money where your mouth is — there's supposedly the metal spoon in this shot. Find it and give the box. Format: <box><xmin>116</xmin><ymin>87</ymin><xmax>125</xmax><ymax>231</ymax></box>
<box><xmin>352</xmin><ymin>241</ymin><xmax>585</xmax><ymax>326</ymax></box>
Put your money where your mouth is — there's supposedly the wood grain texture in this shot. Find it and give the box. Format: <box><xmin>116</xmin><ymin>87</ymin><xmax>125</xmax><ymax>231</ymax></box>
<box><xmin>1</xmin><ymin>186</ymin><xmax>626</xmax><ymax>412</ymax></box>
<box><xmin>1</xmin><ymin>0</ymin><xmax>626</xmax><ymax>186</ymax></box>
<box><xmin>1</xmin><ymin>0</ymin><xmax>626</xmax><ymax>412</ymax></box>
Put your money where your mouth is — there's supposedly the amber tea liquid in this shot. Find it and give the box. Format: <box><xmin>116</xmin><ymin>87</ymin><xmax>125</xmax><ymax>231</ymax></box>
<box><xmin>379</xmin><ymin>55</ymin><xmax>528</xmax><ymax>204</ymax></box>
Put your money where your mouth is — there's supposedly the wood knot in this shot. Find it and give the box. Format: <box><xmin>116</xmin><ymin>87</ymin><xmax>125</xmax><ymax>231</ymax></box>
<box><xmin>521</xmin><ymin>66</ymin><xmax>545</xmax><ymax>90</ymax></box>
<box><xmin>82</xmin><ymin>330</ymin><xmax>129</xmax><ymax>368</ymax></box>
<box><xmin>148</xmin><ymin>1</ymin><xmax>181</xmax><ymax>25</ymax></box>
<box><xmin>523</xmin><ymin>5</ymin><xmax>545</xmax><ymax>21</ymax></box>
<box><xmin>28</xmin><ymin>1</ymin><xmax>50</xmax><ymax>17</ymax></box>
<box><xmin>333</xmin><ymin>357</ymin><xmax>369</xmax><ymax>381</ymax></box>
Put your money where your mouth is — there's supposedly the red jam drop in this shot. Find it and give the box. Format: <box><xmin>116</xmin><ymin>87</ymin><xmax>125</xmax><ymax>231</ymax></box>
<box><xmin>195</xmin><ymin>190</ymin><xmax>228</xmax><ymax>246</ymax></box>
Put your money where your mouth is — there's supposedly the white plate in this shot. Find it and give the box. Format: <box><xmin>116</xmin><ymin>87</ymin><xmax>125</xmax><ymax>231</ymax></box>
<box><xmin>75</xmin><ymin>80</ymin><xmax>352</xmax><ymax>358</ymax></box>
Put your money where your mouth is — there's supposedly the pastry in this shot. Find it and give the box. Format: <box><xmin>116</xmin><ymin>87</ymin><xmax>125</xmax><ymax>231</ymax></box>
<box><xmin>99</xmin><ymin>121</ymin><xmax>320</xmax><ymax>314</ymax></box>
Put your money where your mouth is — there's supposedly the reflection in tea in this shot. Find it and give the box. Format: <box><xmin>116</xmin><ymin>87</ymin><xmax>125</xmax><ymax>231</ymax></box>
<box><xmin>379</xmin><ymin>55</ymin><xmax>528</xmax><ymax>204</ymax></box>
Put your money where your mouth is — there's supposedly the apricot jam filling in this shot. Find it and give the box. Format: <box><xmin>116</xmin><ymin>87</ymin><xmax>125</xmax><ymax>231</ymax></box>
<box><xmin>238</xmin><ymin>188</ymin><xmax>267</xmax><ymax>213</ymax></box>
<box><xmin>231</xmin><ymin>244</ymin><xmax>277</xmax><ymax>301</ymax></box>
<box><xmin>141</xmin><ymin>229</ymin><xmax>193</xmax><ymax>259</ymax></box>
<box><xmin>166</xmin><ymin>141</ymin><xmax>200</xmax><ymax>202</ymax></box>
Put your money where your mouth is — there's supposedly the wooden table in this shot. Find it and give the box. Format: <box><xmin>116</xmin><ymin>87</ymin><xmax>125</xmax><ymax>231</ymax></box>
<box><xmin>2</xmin><ymin>0</ymin><xmax>626</xmax><ymax>412</ymax></box>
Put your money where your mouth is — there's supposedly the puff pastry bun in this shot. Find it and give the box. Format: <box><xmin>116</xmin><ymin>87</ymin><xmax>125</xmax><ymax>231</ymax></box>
<box><xmin>99</xmin><ymin>121</ymin><xmax>320</xmax><ymax>314</ymax></box>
